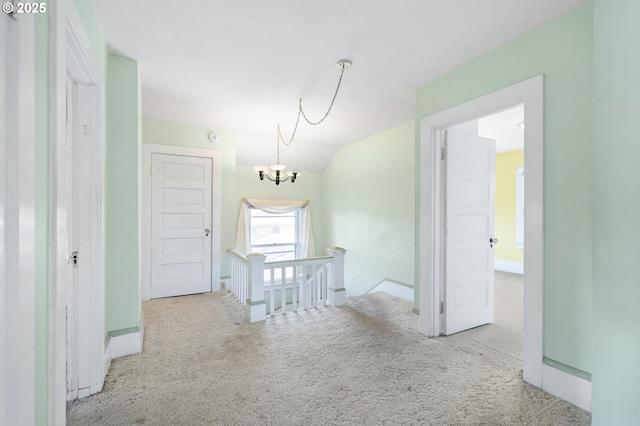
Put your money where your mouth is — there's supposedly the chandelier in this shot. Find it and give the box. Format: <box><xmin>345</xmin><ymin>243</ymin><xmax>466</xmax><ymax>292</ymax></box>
<box><xmin>254</xmin><ymin>59</ymin><xmax>352</xmax><ymax>185</ymax></box>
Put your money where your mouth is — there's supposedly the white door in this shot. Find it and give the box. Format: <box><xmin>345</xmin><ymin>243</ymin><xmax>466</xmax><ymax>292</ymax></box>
<box><xmin>151</xmin><ymin>154</ymin><xmax>213</xmax><ymax>298</ymax></box>
<box><xmin>444</xmin><ymin>129</ymin><xmax>496</xmax><ymax>335</ymax></box>
<box><xmin>66</xmin><ymin>79</ymin><xmax>94</xmax><ymax>400</ymax></box>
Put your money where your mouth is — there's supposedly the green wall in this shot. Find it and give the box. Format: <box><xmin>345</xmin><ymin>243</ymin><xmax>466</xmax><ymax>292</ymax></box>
<box><xmin>592</xmin><ymin>0</ymin><xmax>640</xmax><ymax>423</ymax></box>
<box><xmin>323</xmin><ymin>121</ymin><xmax>415</xmax><ymax>295</ymax></box>
<box><xmin>416</xmin><ymin>7</ymin><xmax>593</xmax><ymax>374</ymax></box>
<box><xmin>106</xmin><ymin>55</ymin><xmax>141</xmax><ymax>333</ymax></box>
<box><xmin>495</xmin><ymin>150</ymin><xmax>524</xmax><ymax>263</ymax></box>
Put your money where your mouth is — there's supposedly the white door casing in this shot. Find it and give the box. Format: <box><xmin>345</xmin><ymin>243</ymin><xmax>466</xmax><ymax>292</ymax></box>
<box><xmin>151</xmin><ymin>154</ymin><xmax>213</xmax><ymax>298</ymax></box>
<box><xmin>444</xmin><ymin>129</ymin><xmax>496</xmax><ymax>335</ymax></box>
<box><xmin>1</xmin><ymin>10</ymin><xmax>35</xmax><ymax>425</ymax></box>
<box><xmin>56</xmin><ymin>4</ymin><xmax>107</xmax><ymax>411</ymax></box>
<box><xmin>416</xmin><ymin>75</ymin><xmax>543</xmax><ymax>388</ymax></box>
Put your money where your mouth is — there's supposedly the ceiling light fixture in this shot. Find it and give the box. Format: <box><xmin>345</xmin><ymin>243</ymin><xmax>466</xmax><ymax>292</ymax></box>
<box><xmin>254</xmin><ymin>59</ymin><xmax>352</xmax><ymax>185</ymax></box>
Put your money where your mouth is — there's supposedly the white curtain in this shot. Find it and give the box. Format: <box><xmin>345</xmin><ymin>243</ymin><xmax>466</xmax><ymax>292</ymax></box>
<box><xmin>235</xmin><ymin>198</ymin><xmax>316</xmax><ymax>258</ymax></box>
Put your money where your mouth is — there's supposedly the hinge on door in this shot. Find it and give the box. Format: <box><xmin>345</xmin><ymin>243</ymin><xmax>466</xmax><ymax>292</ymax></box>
<box><xmin>441</xmin><ymin>146</ymin><xmax>445</xmax><ymax>160</ymax></box>
<box><xmin>440</xmin><ymin>301</ymin><xmax>444</xmax><ymax>314</ymax></box>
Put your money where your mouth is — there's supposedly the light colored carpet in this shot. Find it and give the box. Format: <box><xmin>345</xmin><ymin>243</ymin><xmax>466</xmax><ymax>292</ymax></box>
<box><xmin>68</xmin><ymin>272</ymin><xmax>590</xmax><ymax>425</ymax></box>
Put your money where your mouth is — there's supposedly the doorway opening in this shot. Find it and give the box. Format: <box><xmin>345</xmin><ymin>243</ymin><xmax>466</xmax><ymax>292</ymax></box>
<box><xmin>415</xmin><ymin>75</ymin><xmax>544</xmax><ymax>388</ymax></box>
<box><xmin>440</xmin><ymin>106</ymin><xmax>525</xmax><ymax>364</ymax></box>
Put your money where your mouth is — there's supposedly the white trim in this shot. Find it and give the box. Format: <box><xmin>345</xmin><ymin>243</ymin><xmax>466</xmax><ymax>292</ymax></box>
<box><xmin>49</xmin><ymin>1</ymin><xmax>68</xmax><ymax>423</ymax></box>
<box><xmin>220</xmin><ymin>277</ymin><xmax>231</xmax><ymax>291</ymax></box>
<box><xmin>141</xmin><ymin>143</ymin><xmax>222</xmax><ymax>300</ymax></box>
<box><xmin>416</xmin><ymin>75</ymin><xmax>544</xmax><ymax>388</ymax></box>
<box><xmin>50</xmin><ymin>1</ymin><xmax>106</xmax><ymax>421</ymax></box>
<box><xmin>366</xmin><ymin>279</ymin><xmax>414</xmax><ymax>302</ymax></box>
<box><xmin>65</xmin><ymin>17</ymin><xmax>106</xmax><ymax>401</ymax></box>
<box><xmin>494</xmin><ymin>259</ymin><xmax>524</xmax><ymax>274</ymax></box>
<box><xmin>103</xmin><ymin>341</ymin><xmax>112</xmax><ymax>386</ymax></box>
<box><xmin>63</xmin><ymin>3</ymin><xmax>103</xmax><ymax>85</ymax></box>
<box><xmin>542</xmin><ymin>364</ymin><xmax>592</xmax><ymax>412</ymax></box>
<box><xmin>109</xmin><ymin>328</ymin><xmax>144</xmax><ymax>359</ymax></box>
<box><xmin>1</xmin><ymin>11</ymin><xmax>36</xmax><ymax>425</ymax></box>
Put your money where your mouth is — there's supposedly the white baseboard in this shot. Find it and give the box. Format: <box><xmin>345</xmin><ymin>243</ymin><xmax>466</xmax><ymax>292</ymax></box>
<box><xmin>367</xmin><ymin>279</ymin><xmax>414</xmax><ymax>302</ymax></box>
<box><xmin>220</xmin><ymin>277</ymin><xmax>230</xmax><ymax>291</ymax></box>
<box><xmin>411</xmin><ymin>311</ymin><xmax>421</xmax><ymax>332</ymax></box>
<box><xmin>494</xmin><ymin>259</ymin><xmax>524</xmax><ymax>274</ymax></box>
<box><xmin>110</xmin><ymin>315</ymin><xmax>144</xmax><ymax>359</ymax></box>
<box><xmin>110</xmin><ymin>329</ymin><xmax>144</xmax><ymax>359</ymax></box>
<box><xmin>542</xmin><ymin>363</ymin><xmax>591</xmax><ymax>412</ymax></box>
<box><xmin>103</xmin><ymin>340</ymin><xmax>112</xmax><ymax>379</ymax></box>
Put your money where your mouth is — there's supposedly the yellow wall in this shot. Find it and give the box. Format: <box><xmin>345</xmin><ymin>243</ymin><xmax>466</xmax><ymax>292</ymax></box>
<box><xmin>495</xmin><ymin>150</ymin><xmax>524</xmax><ymax>262</ymax></box>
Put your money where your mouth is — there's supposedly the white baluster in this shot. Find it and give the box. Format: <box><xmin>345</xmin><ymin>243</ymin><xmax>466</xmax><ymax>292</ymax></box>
<box><xmin>321</xmin><ymin>264</ymin><xmax>328</xmax><ymax>306</ymax></box>
<box><xmin>280</xmin><ymin>268</ymin><xmax>287</xmax><ymax>313</ymax></box>
<box><xmin>292</xmin><ymin>266</ymin><xmax>298</xmax><ymax>312</ymax></box>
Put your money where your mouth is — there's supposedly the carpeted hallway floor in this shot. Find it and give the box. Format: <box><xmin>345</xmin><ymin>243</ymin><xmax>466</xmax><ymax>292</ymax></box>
<box><xmin>68</xmin><ymin>272</ymin><xmax>590</xmax><ymax>425</ymax></box>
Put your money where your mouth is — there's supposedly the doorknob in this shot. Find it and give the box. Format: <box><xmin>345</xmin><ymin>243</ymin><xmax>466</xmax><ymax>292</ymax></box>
<box><xmin>490</xmin><ymin>237</ymin><xmax>499</xmax><ymax>247</ymax></box>
<box><xmin>205</xmin><ymin>229</ymin><xmax>210</xmax><ymax>237</ymax></box>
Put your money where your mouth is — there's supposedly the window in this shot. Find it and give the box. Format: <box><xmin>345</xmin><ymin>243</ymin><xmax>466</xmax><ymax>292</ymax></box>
<box><xmin>236</xmin><ymin>198</ymin><xmax>315</xmax><ymax>259</ymax></box>
<box><xmin>249</xmin><ymin>208</ymin><xmax>299</xmax><ymax>262</ymax></box>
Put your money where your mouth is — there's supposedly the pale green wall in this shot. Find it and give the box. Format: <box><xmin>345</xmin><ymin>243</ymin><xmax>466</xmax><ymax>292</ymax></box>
<box><xmin>106</xmin><ymin>55</ymin><xmax>141</xmax><ymax>333</ymax></box>
<box><xmin>592</xmin><ymin>1</ymin><xmax>640</xmax><ymax>423</ymax></box>
<box><xmin>495</xmin><ymin>150</ymin><xmax>524</xmax><ymax>263</ymax></box>
<box><xmin>141</xmin><ymin>117</ymin><xmax>236</xmax><ymax>275</ymax></box>
<box><xmin>416</xmin><ymin>7</ymin><xmax>593</xmax><ymax>373</ymax></box>
<box><xmin>323</xmin><ymin>121</ymin><xmax>415</xmax><ymax>295</ymax></box>
<box><xmin>235</xmin><ymin>166</ymin><xmax>326</xmax><ymax>254</ymax></box>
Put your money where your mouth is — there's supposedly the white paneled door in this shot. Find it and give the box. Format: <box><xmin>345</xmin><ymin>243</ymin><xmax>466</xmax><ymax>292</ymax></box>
<box><xmin>66</xmin><ymin>79</ymin><xmax>95</xmax><ymax>400</ymax></box>
<box><xmin>444</xmin><ymin>129</ymin><xmax>496</xmax><ymax>335</ymax></box>
<box><xmin>151</xmin><ymin>154</ymin><xmax>213</xmax><ymax>298</ymax></box>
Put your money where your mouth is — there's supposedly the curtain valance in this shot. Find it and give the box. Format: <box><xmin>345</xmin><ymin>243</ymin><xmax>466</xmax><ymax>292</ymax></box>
<box><xmin>235</xmin><ymin>198</ymin><xmax>316</xmax><ymax>258</ymax></box>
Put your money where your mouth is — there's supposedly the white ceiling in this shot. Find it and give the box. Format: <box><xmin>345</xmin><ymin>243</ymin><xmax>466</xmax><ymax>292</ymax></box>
<box><xmin>93</xmin><ymin>0</ymin><xmax>586</xmax><ymax>172</ymax></box>
<box><xmin>479</xmin><ymin>105</ymin><xmax>525</xmax><ymax>153</ymax></box>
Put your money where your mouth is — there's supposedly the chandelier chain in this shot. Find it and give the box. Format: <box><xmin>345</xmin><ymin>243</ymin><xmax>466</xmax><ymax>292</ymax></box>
<box><xmin>277</xmin><ymin>62</ymin><xmax>348</xmax><ymax>147</ymax></box>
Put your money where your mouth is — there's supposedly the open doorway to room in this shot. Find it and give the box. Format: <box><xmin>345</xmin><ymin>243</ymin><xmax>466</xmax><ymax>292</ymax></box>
<box><xmin>415</xmin><ymin>76</ymin><xmax>543</xmax><ymax>388</ymax></box>
<box><xmin>440</xmin><ymin>106</ymin><xmax>525</xmax><ymax>363</ymax></box>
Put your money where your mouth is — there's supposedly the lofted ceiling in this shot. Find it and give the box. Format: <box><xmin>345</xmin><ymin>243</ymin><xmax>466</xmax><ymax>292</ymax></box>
<box><xmin>93</xmin><ymin>0</ymin><xmax>586</xmax><ymax>172</ymax></box>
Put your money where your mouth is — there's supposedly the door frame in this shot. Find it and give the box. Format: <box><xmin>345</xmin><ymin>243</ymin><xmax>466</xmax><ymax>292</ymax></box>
<box><xmin>415</xmin><ymin>75</ymin><xmax>544</xmax><ymax>387</ymax></box>
<box><xmin>141</xmin><ymin>143</ymin><xmax>222</xmax><ymax>301</ymax></box>
<box><xmin>1</xmin><ymin>9</ymin><xmax>36</xmax><ymax>424</ymax></box>
<box><xmin>49</xmin><ymin>2</ymin><xmax>106</xmax><ymax>422</ymax></box>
